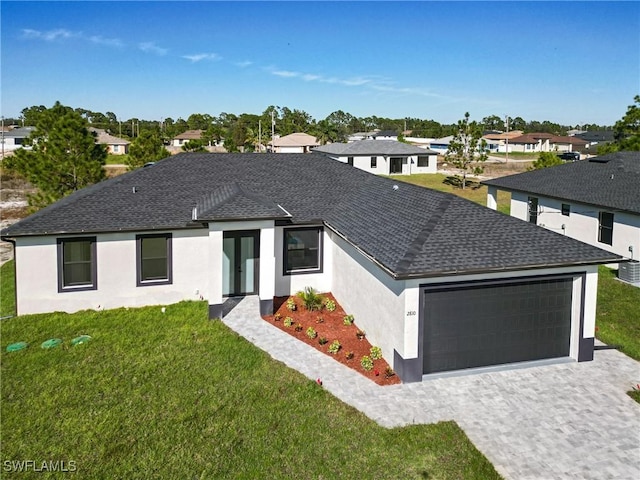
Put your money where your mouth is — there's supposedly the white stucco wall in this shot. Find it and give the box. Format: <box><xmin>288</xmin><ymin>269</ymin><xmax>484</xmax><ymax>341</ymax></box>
<box><xmin>510</xmin><ymin>192</ymin><xmax>639</xmax><ymax>260</ymax></box>
<box><xmin>335</xmin><ymin>154</ymin><xmax>437</xmax><ymax>176</ymax></box>
<box><xmin>14</xmin><ymin>229</ymin><xmax>210</xmax><ymax>315</ymax></box>
<box><xmin>329</xmin><ymin>232</ymin><xmax>406</xmax><ymax>368</ymax></box>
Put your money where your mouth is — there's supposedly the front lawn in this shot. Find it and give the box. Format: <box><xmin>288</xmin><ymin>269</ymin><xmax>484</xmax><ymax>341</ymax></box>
<box><xmin>0</xmin><ymin>285</ymin><xmax>500</xmax><ymax>478</ymax></box>
<box><xmin>596</xmin><ymin>265</ymin><xmax>640</xmax><ymax>361</ymax></box>
<box><xmin>393</xmin><ymin>173</ymin><xmax>511</xmax><ymax>215</ymax></box>
<box><xmin>105</xmin><ymin>154</ymin><xmax>129</xmax><ymax>165</ymax></box>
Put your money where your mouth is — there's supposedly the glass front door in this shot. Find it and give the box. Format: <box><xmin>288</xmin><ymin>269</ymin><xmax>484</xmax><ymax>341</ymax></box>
<box><xmin>223</xmin><ymin>230</ymin><xmax>259</xmax><ymax>296</ymax></box>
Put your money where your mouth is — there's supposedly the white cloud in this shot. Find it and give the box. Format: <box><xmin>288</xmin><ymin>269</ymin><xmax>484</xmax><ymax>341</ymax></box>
<box><xmin>139</xmin><ymin>42</ymin><xmax>168</xmax><ymax>56</ymax></box>
<box><xmin>89</xmin><ymin>35</ymin><xmax>124</xmax><ymax>48</ymax></box>
<box><xmin>271</xmin><ymin>69</ymin><xmax>300</xmax><ymax>78</ymax></box>
<box><xmin>235</xmin><ymin>60</ymin><xmax>253</xmax><ymax>68</ymax></box>
<box><xmin>183</xmin><ymin>53</ymin><xmax>222</xmax><ymax>63</ymax></box>
<box><xmin>21</xmin><ymin>28</ymin><xmax>77</xmax><ymax>41</ymax></box>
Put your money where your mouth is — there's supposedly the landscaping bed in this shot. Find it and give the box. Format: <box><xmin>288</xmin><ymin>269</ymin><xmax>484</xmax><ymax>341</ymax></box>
<box><xmin>263</xmin><ymin>291</ymin><xmax>401</xmax><ymax>386</ymax></box>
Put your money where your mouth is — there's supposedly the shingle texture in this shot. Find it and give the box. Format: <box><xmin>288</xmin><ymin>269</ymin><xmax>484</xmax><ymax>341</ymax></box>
<box><xmin>2</xmin><ymin>152</ymin><xmax>619</xmax><ymax>278</ymax></box>
<box><xmin>483</xmin><ymin>151</ymin><xmax>640</xmax><ymax>215</ymax></box>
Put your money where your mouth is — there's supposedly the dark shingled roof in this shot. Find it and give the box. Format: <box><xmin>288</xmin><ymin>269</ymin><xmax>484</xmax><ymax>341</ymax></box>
<box><xmin>482</xmin><ymin>151</ymin><xmax>640</xmax><ymax>215</ymax></box>
<box><xmin>2</xmin><ymin>152</ymin><xmax>620</xmax><ymax>278</ymax></box>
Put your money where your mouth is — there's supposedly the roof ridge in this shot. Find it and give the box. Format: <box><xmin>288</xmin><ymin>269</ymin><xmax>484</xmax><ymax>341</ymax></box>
<box><xmin>394</xmin><ymin>195</ymin><xmax>454</xmax><ymax>272</ymax></box>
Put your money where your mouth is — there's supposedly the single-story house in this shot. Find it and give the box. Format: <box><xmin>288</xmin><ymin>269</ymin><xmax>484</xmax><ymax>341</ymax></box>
<box><xmin>573</xmin><ymin>131</ymin><xmax>615</xmax><ymax>153</ymax></box>
<box><xmin>313</xmin><ymin>139</ymin><xmax>438</xmax><ymax>175</ymax></box>
<box><xmin>507</xmin><ymin>133</ymin><xmax>588</xmax><ymax>153</ymax></box>
<box><xmin>270</xmin><ymin>132</ymin><xmax>319</xmax><ymax>153</ymax></box>
<box><xmin>2</xmin><ymin>153</ymin><xmax>620</xmax><ymax>382</ymax></box>
<box><xmin>430</xmin><ymin>135</ymin><xmax>499</xmax><ymax>155</ymax></box>
<box><xmin>0</xmin><ymin>126</ymin><xmax>36</xmax><ymax>151</ymax></box>
<box><xmin>89</xmin><ymin>128</ymin><xmax>130</xmax><ymax>155</ymax></box>
<box><xmin>483</xmin><ymin>151</ymin><xmax>639</xmax><ymax>284</ymax></box>
<box><xmin>369</xmin><ymin>130</ymin><xmax>398</xmax><ymax>141</ymax></box>
<box><xmin>172</xmin><ymin>130</ymin><xmax>204</xmax><ymax>147</ymax></box>
<box><xmin>483</xmin><ymin>130</ymin><xmax>524</xmax><ymax>153</ymax></box>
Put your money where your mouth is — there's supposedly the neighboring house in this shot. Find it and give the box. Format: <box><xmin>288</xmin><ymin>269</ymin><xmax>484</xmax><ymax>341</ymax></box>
<box><xmin>89</xmin><ymin>128</ymin><xmax>130</xmax><ymax>155</ymax></box>
<box><xmin>270</xmin><ymin>132</ymin><xmax>319</xmax><ymax>153</ymax></box>
<box><xmin>172</xmin><ymin>130</ymin><xmax>204</xmax><ymax>147</ymax></box>
<box><xmin>0</xmin><ymin>126</ymin><xmax>36</xmax><ymax>152</ymax></box>
<box><xmin>430</xmin><ymin>135</ymin><xmax>499</xmax><ymax>155</ymax></box>
<box><xmin>573</xmin><ymin>131</ymin><xmax>615</xmax><ymax>153</ymax></box>
<box><xmin>507</xmin><ymin>133</ymin><xmax>588</xmax><ymax>153</ymax></box>
<box><xmin>483</xmin><ymin>151</ymin><xmax>639</xmax><ymax>283</ymax></box>
<box><xmin>483</xmin><ymin>130</ymin><xmax>524</xmax><ymax>153</ymax></box>
<box><xmin>2</xmin><ymin>153</ymin><xmax>619</xmax><ymax>382</ymax></box>
<box><xmin>347</xmin><ymin>131</ymin><xmax>375</xmax><ymax>142</ymax></box>
<box><xmin>369</xmin><ymin>130</ymin><xmax>398</xmax><ymax>141</ymax></box>
<box><xmin>313</xmin><ymin>139</ymin><xmax>438</xmax><ymax>175</ymax></box>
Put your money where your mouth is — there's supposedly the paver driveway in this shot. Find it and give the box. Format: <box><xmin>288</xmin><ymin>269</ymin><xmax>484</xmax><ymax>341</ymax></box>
<box><xmin>223</xmin><ymin>296</ymin><xmax>640</xmax><ymax>480</ymax></box>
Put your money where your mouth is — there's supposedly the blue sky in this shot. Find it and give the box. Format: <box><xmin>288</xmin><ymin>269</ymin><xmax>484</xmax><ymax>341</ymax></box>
<box><xmin>1</xmin><ymin>1</ymin><xmax>638</xmax><ymax>126</ymax></box>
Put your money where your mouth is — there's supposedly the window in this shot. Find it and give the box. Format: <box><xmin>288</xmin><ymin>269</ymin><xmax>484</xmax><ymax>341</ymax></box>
<box><xmin>370</xmin><ymin>156</ymin><xmax>377</xmax><ymax>168</ymax></box>
<box><xmin>284</xmin><ymin>227</ymin><xmax>323</xmax><ymax>275</ymax></box>
<box><xmin>561</xmin><ymin>204</ymin><xmax>571</xmax><ymax>216</ymax></box>
<box><xmin>417</xmin><ymin>156</ymin><xmax>430</xmax><ymax>167</ymax></box>
<box><xmin>57</xmin><ymin>237</ymin><xmax>97</xmax><ymax>291</ymax></box>
<box><xmin>113</xmin><ymin>145</ymin><xmax>120</xmax><ymax>153</ymax></box>
<box><xmin>137</xmin><ymin>233</ymin><xmax>172</xmax><ymax>285</ymax></box>
<box><xmin>527</xmin><ymin>197</ymin><xmax>539</xmax><ymax>224</ymax></box>
<box><xmin>347</xmin><ymin>156</ymin><xmax>354</xmax><ymax>166</ymax></box>
<box><xmin>598</xmin><ymin>212</ymin><xmax>614</xmax><ymax>246</ymax></box>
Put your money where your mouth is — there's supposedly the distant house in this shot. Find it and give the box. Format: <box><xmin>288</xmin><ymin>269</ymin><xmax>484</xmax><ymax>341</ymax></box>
<box><xmin>172</xmin><ymin>130</ymin><xmax>204</xmax><ymax>147</ymax></box>
<box><xmin>483</xmin><ymin>130</ymin><xmax>524</xmax><ymax>153</ymax></box>
<box><xmin>0</xmin><ymin>126</ymin><xmax>36</xmax><ymax>152</ymax></box>
<box><xmin>507</xmin><ymin>133</ymin><xmax>588</xmax><ymax>154</ymax></box>
<box><xmin>89</xmin><ymin>128</ymin><xmax>130</xmax><ymax>155</ymax></box>
<box><xmin>313</xmin><ymin>139</ymin><xmax>438</xmax><ymax>175</ymax></box>
<box><xmin>270</xmin><ymin>132</ymin><xmax>319</xmax><ymax>153</ymax></box>
<box><xmin>483</xmin><ymin>151</ymin><xmax>640</xmax><ymax>284</ymax></box>
<box><xmin>430</xmin><ymin>135</ymin><xmax>499</xmax><ymax>155</ymax></box>
<box><xmin>369</xmin><ymin>130</ymin><xmax>399</xmax><ymax>141</ymax></box>
<box><xmin>573</xmin><ymin>131</ymin><xmax>615</xmax><ymax>153</ymax></box>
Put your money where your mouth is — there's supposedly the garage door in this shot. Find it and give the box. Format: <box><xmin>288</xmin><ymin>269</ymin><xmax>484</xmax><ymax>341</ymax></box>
<box><xmin>423</xmin><ymin>277</ymin><xmax>573</xmax><ymax>374</ymax></box>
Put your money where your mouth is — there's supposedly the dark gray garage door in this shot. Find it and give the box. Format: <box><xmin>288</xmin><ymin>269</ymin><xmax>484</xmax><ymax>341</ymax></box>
<box><xmin>423</xmin><ymin>277</ymin><xmax>573</xmax><ymax>374</ymax></box>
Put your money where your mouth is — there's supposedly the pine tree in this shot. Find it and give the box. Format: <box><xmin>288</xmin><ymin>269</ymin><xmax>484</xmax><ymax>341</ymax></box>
<box><xmin>126</xmin><ymin>130</ymin><xmax>170</xmax><ymax>170</ymax></box>
<box><xmin>6</xmin><ymin>102</ymin><xmax>106</xmax><ymax>209</ymax></box>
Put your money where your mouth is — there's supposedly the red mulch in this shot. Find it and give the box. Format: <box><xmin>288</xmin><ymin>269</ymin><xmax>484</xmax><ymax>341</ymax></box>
<box><xmin>261</xmin><ymin>293</ymin><xmax>401</xmax><ymax>386</ymax></box>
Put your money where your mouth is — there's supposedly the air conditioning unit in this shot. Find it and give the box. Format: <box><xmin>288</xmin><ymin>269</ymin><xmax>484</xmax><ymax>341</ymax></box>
<box><xmin>619</xmin><ymin>260</ymin><xmax>640</xmax><ymax>284</ymax></box>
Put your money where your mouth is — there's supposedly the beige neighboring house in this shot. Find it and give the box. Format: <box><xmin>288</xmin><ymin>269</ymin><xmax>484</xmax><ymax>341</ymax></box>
<box><xmin>172</xmin><ymin>130</ymin><xmax>204</xmax><ymax>147</ymax></box>
<box><xmin>507</xmin><ymin>133</ymin><xmax>588</xmax><ymax>153</ymax></box>
<box><xmin>89</xmin><ymin>128</ymin><xmax>130</xmax><ymax>155</ymax></box>
<box><xmin>270</xmin><ymin>132</ymin><xmax>319</xmax><ymax>153</ymax></box>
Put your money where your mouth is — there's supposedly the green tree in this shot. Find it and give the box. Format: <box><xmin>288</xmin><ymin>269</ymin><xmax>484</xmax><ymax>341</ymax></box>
<box><xmin>446</xmin><ymin>112</ymin><xmax>488</xmax><ymax>189</ymax></box>
<box><xmin>612</xmin><ymin>95</ymin><xmax>640</xmax><ymax>151</ymax></box>
<box><xmin>182</xmin><ymin>139</ymin><xmax>206</xmax><ymax>152</ymax></box>
<box><xmin>528</xmin><ymin>152</ymin><xmax>563</xmax><ymax>170</ymax></box>
<box><xmin>6</xmin><ymin>102</ymin><xmax>106</xmax><ymax>209</ymax></box>
<box><xmin>127</xmin><ymin>130</ymin><xmax>170</xmax><ymax>169</ymax></box>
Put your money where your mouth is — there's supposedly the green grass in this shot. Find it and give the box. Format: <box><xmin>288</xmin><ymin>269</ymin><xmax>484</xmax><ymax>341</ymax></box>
<box><xmin>596</xmin><ymin>265</ymin><xmax>640</xmax><ymax>361</ymax></box>
<box><xmin>488</xmin><ymin>152</ymin><xmax>540</xmax><ymax>160</ymax></box>
<box><xmin>0</xmin><ymin>260</ymin><xmax>16</xmax><ymax>318</ymax></box>
<box><xmin>392</xmin><ymin>173</ymin><xmax>511</xmax><ymax>215</ymax></box>
<box><xmin>105</xmin><ymin>154</ymin><xmax>129</xmax><ymax>165</ymax></box>
<box><xmin>1</xmin><ymin>299</ymin><xmax>500</xmax><ymax>479</ymax></box>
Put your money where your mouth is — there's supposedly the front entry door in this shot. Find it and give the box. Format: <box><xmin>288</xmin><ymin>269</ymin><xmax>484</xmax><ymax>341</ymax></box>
<box><xmin>223</xmin><ymin>230</ymin><xmax>259</xmax><ymax>296</ymax></box>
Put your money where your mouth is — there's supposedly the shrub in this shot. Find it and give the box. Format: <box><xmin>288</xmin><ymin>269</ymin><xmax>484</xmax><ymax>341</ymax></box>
<box><xmin>316</xmin><ymin>316</ymin><xmax>324</xmax><ymax>324</ymax></box>
<box><xmin>345</xmin><ymin>351</ymin><xmax>354</xmax><ymax>360</ymax></box>
<box><xmin>296</xmin><ymin>287</ymin><xmax>324</xmax><ymax>311</ymax></box>
<box><xmin>370</xmin><ymin>346</ymin><xmax>382</xmax><ymax>360</ymax></box>
<box><xmin>343</xmin><ymin>314</ymin><xmax>354</xmax><ymax>326</ymax></box>
<box><xmin>324</xmin><ymin>299</ymin><xmax>336</xmax><ymax>312</ymax></box>
<box><xmin>356</xmin><ymin>329</ymin><xmax>366</xmax><ymax>340</ymax></box>
<box><xmin>284</xmin><ymin>317</ymin><xmax>294</xmax><ymax>327</ymax></box>
<box><xmin>361</xmin><ymin>356</ymin><xmax>374</xmax><ymax>371</ymax></box>
<box><xmin>273</xmin><ymin>313</ymin><xmax>282</xmax><ymax>321</ymax></box>
<box><xmin>328</xmin><ymin>340</ymin><xmax>341</xmax><ymax>354</ymax></box>
<box><xmin>306</xmin><ymin>327</ymin><xmax>317</xmax><ymax>339</ymax></box>
<box><xmin>318</xmin><ymin>337</ymin><xmax>328</xmax><ymax>345</ymax></box>
<box><xmin>384</xmin><ymin>366</ymin><xmax>396</xmax><ymax>378</ymax></box>
<box><xmin>294</xmin><ymin>323</ymin><xmax>303</xmax><ymax>332</ymax></box>
<box><xmin>286</xmin><ymin>298</ymin><xmax>297</xmax><ymax>311</ymax></box>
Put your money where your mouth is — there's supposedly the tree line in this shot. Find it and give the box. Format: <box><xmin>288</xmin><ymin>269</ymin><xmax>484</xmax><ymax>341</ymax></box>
<box><xmin>6</xmin><ymin>105</ymin><xmax>614</xmax><ymax>153</ymax></box>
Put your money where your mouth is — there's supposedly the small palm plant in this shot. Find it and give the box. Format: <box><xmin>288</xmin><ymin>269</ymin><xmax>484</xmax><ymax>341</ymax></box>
<box><xmin>296</xmin><ymin>286</ymin><xmax>324</xmax><ymax>311</ymax></box>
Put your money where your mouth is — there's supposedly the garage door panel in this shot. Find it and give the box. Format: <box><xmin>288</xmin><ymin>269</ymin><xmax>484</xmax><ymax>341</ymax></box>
<box><xmin>423</xmin><ymin>278</ymin><xmax>573</xmax><ymax>374</ymax></box>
